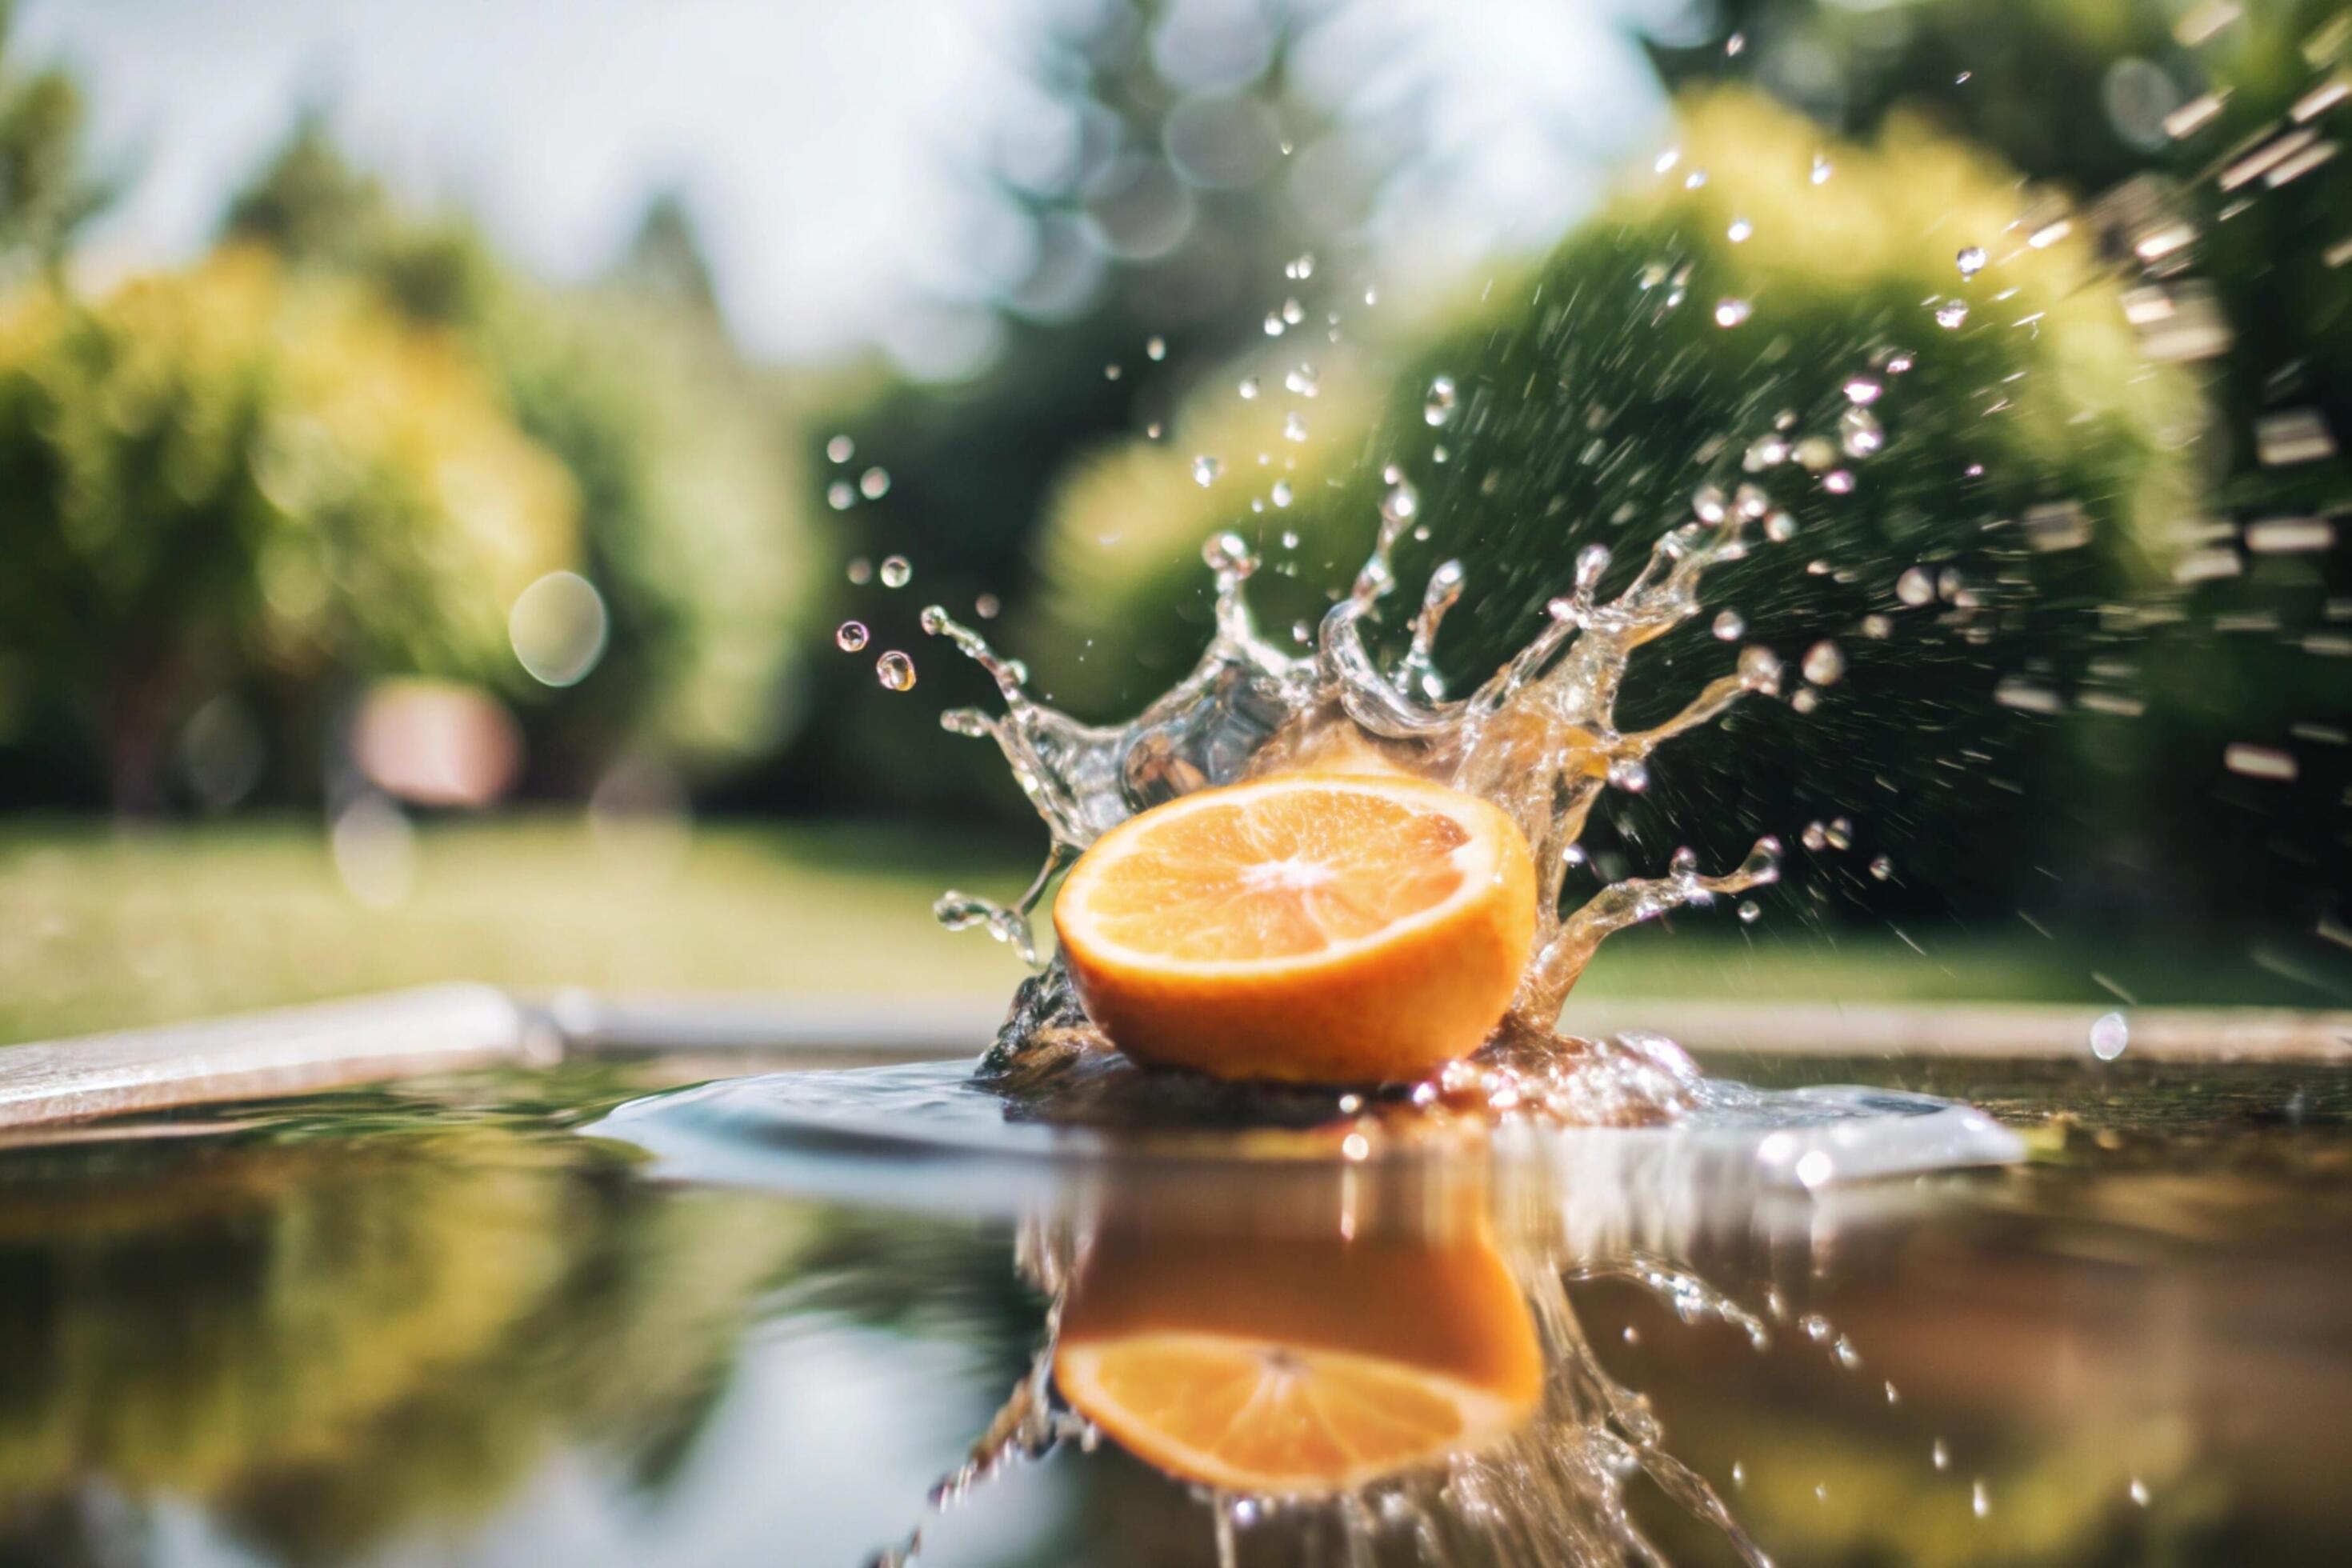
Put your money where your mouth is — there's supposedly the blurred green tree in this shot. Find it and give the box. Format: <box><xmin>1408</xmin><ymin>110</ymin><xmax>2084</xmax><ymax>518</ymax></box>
<box><xmin>0</xmin><ymin>1</ymin><xmax>107</xmax><ymax>282</ymax></box>
<box><xmin>222</xmin><ymin>122</ymin><xmax>816</xmax><ymax>792</ymax></box>
<box><xmin>0</xmin><ymin>248</ymin><xmax>578</xmax><ymax>809</ymax></box>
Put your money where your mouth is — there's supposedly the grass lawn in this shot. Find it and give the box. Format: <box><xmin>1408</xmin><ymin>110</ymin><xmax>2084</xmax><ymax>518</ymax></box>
<box><xmin>0</xmin><ymin>814</ymin><xmax>2309</xmax><ymax>1045</ymax></box>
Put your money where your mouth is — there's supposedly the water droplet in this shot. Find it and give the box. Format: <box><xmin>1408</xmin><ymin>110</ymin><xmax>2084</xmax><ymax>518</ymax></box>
<box><xmin>2129</xmin><ymin>1478</ymin><xmax>2150</xmax><ymax>1506</ymax></box>
<box><xmin>1738</xmin><ymin>645</ymin><xmax>1782</xmax><ymax>690</ymax></box>
<box><xmin>1802</xmin><ymin>822</ymin><xmax>1829</xmax><ymax>851</ymax></box>
<box><xmin>1713</xmin><ymin>610</ymin><xmax>1746</xmax><ymax>641</ymax></box>
<box><xmin>1870</xmin><ymin>855</ymin><xmax>1893</xmax><ymax>880</ymax></box>
<box><xmin>1861</xmin><ymin>613</ymin><xmax>1892</xmax><ymax>638</ymax></box>
<box><xmin>1936</xmin><ymin>300</ymin><xmax>1970</xmax><ymax>329</ymax></box>
<box><xmin>1282</xmin><ymin>297</ymin><xmax>1305</xmax><ymax>325</ymax></box>
<box><xmin>1283</xmin><ymin>411</ymin><xmax>1307</xmax><ymax>442</ymax></box>
<box><xmin>1825</xmin><ymin>816</ymin><xmax>1853</xmax><ymax>850</ymax></box>
<box><xmin>1971</xmin><ymin>1481</ymin><xmax>1990</xmax><ymax>1519</ymax></box>
<box><xmin>1727</xmin><ymin>217</ymin><xmax>1753</xmax><ymax>242</ymax></box>
<box><xmin>1802</xmin><ymin>641</ymin><xmax>1847</xmax><ymax>686</ymax></box>
<box><xmin>1823</xmin><ymin>470</ymin><xmax>1856</xmax><ymax>494</ymax></box>
<box><xmin>1932</xmin><ymin>1439</ymin><xmax>1950</xmax><ymax>1470</ymax></box>
<box><xmin>1843</xmin><ymin>377</ymin><xmax>1882</xmax><ymax>406</ymax></box>
<box><xmin>846</xmin><ymin>557</ymin><xmax>872</xmax><ymax>586</ymax></box>
<box><xmin>875</xmin><ymin>650</ymin><xmax>917</xmax><ymax>691</ymax></box>
<box><xmin>1738</xmin><ymin>899</ymin><xmax>1762</xmax><ymax>923</ymax></box>
<box><xmin>1896</xmin><ymin>566</ymin><xmax>1936</xmax><ymax>605</ymax></box>
<box><xmin>1286</xmin><ymin>252</ymin><xmax>1315</xmax><ymax>280</ymax></box>
<box><xmin>1103</xmin><ymin>362</ymin><xmax>1122</xmax><ymax>381</ymax></box>
<box><xmin>835</xmin><ymin>621</ymin><xmax>869</xmax><ymax>652</ymax></box>
<box><xmin>1683</xmin><ymin>169</ymin><xmax>1709</xmax><ymax>190</ymax></box>
<box><xmin>1286</xmin><ymin>363</ymin><xmax>1319</xmax><ymax>398</ymax></box>
<box><xmin>1238</xmin><ymin>376</ymin><xmax>1260</xmax><ymax>401</ymax></box>
<box><xmin>1607</xmin><ymin>758</ymin><xmax>1650</xmax><ymax>792</ymax></box>
<box><xmin>1425</xmin><ymin>374</ymin><xmax>1458</xmax><ymax>426</ymax></box>
<box><xmin>827</xmin><ymin>481</ymin><xmax>856</xmax><ymax>510</ymax></box>
<box><xmin>1279</xmin><ymin>529</ymin><xmax>1300</xmax><ymax>549</ymax></box>
<box><xmin>1714</xmin><ymin>298</ymin><xmax>1752</xmax><ymax>328</ymax></box>
<box><xmin>1655</xmin><ymin>147</ymin><xmax>1681</xmax><ymax>174</ymax></box>
<box><xmin>1766</xmin><ymin>510</ymin><xmax>1798</xmax><ymax>542</ymax></box>
<box><xmin>974</xmin><ymin>594</ymin><xmax>1000</xmax><ymax>619</ymax></box>
<box><xmin>1146</xmin><ymin>335</ymin><xmax>1166</xmax><ymax>361</ymax></box>
<box><xmin>1263</xmin><ymin>312</ymin><xmax>1285</xmax><ymax>337</ymax></box>
<box><xmin>1810</xmin><ymin>152</ymin><xmax>1834</xmax><ymax>183</ymax></box>
<box><xmin>1381</xmin><ymin>478</ymin><xmax>1419</xmax><ymax>526</ymax></box>
<box><xmin>1884</xmin><ymin>351</ymin><xmax>1914</xmax><ymax>373</ymax></box>
<box><xmin>918</xmin><ymin>603</ymin><xmax>948</xmax><ymax>636</ymax></box>
<box><xmin>860</xmin><ymin>466</ymin><xmax>892</xmax><ymax>500</ymax></box>
<box><xmin>826</xmin><ymin>434</ymin><xmax>854</xmax><ymax>463</ymax></box>
<box><xmin>1839</xmin><ymin>407</ymin><xmax>1884</xmax><ymax>458</ymax></box>
<box><xmin>1271</xmin><ymin>480</ymin><xmax>1294</xmax><ymax>507</ymax></box>
<box><xmin>2090</xmin><ymin>1010</ymin><xmax>2129</xmax><ymax>1061</ymax></box>
<box><xmin>1202</xmin><ymin>532</ymin><xmax>1254</xmax><ymax>574</ymax></box>
<box><xmin>1362</xmin><ymin>285</ymin><xmax>1378</xmax><ymax>306</ymax></box>
<box><xmin>878</xmin><ymin>555</ymin><xmax>912</xmax><ymax>589</ymax></box>
<box><xmin>1731</xmin><ymin>1461</ymin><xmax>1746</xmax><ymax>1487</ymax></box>
<box><xmin>1956</xmin><ymin>245</ymin><xmax>1987</xmax><ymax>278</ymax></box>
<box><xmin>1145</xmin><ymin>422</ymin><xmax>1162</xmax><ymax>440</ymax></box>
<box><xmin>1193</xmin><ymin>455</ymin><xmax>1222</xmax><ymax>487</ymax></box>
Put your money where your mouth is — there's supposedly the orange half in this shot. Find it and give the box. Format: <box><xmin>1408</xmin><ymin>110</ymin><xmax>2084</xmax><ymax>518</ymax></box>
<box><xmin>1053</xmin><ymin>771</ymin><xmax>1537</xmax><ymax>1081</ymax></box>
<box><xmin>1054</xmin><ymin>1226</ymin><xmax>1543</xmax><ymax>1495</ymax></box>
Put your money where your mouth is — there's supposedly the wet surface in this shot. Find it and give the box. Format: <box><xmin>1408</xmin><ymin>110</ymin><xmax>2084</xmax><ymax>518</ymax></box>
<box><xmin>0</xmin><ymin>1049</ymin><xmax>2345</xmax><ymax>1566</ymax></box>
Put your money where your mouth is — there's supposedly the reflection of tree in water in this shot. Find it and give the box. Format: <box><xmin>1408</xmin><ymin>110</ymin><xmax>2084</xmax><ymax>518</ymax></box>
<box><xmin>0</xmin><ymin>1094</ymin><xmax>814</xmax><ymax>1565</ymax></box>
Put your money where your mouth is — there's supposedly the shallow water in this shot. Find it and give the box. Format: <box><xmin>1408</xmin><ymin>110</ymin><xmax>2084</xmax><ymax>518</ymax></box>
<box><xmin>0</xmin><ymin>1045</ymin><xmax>2346</xmax><ymax>1566</ymax></box>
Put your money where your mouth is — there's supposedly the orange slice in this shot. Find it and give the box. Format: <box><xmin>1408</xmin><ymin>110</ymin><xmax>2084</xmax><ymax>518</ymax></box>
<box><xmin>1053</xmin><ymin>772</ymin><xmax>1537</xmax><ymax>1081</ymax></box>
<box><xmin>1054</xmin><ymin>1226</ymin><xmax>1543</xmax><ymax>1494</ymax></box>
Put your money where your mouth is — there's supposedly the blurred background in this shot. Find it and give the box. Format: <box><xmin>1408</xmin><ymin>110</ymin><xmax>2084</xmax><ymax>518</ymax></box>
<box><xmin>0</xmin><ymin>0</ymin><xmax>2346</xmax><ymax>1041</ymax></box>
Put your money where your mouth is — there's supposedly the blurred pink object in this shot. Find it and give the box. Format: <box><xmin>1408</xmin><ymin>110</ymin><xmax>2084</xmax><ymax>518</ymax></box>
<box><xmin>353</xmin><ymin>679</ymin><xmax>523</xmax><ymax>807</ymax></box>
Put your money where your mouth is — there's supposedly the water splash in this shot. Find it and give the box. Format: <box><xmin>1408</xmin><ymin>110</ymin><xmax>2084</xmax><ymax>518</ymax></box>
<box><xmin>924</xmin><ymin>482</ymin><xmax>1786</xmax><ymax>1054</ymax></box>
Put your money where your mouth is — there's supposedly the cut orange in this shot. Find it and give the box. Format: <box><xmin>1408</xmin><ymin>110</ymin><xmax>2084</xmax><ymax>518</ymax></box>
<box><xmin>1052</xmin><ymin>771</ymin><xmax>1537</xmax><ymax>1082</ymax></box>
<box><xmin>1053</xmin><ymin>1226</ymin><xmax>1543</xmax><ymax>1494</ymax></box>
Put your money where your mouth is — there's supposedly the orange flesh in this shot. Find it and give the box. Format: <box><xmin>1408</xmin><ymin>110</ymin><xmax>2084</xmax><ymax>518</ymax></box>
<box><xmin>1079</xmin><ymin>791</ymin><xmax>1473</xmax><ymax>962</ymax></box>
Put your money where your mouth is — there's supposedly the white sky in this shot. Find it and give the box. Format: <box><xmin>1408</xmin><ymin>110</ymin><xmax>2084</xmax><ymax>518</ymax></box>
<box><xmin>20</xmin><ymin>0</ymin><xmax>1674</xmax><ymax>369</ymax></box>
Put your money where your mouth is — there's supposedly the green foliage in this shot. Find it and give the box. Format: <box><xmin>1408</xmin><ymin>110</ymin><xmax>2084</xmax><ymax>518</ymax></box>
<box><xmin>223</xmin><ymin>124</ymin><xmax>816</xmax><ymax>783</ymax></box>
<box><xmin>0</xmin><ymin>2</ymin><xmax>105</xmax><ymax>278</ymax></box>
<box><xmin>0</xmin><ymin>248</ymin><xmax>578</xmax><ymax>805</ymax></box>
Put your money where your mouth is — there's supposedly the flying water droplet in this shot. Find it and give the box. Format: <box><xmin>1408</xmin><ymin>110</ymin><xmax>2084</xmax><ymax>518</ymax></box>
<box><xmin>835</xmin><ymin>621</ymin><xmax>869</xmax><ymax>652</ymax></box>
<box><xmin>860</xmin><ymin>467</ymin><xmax>892</xmax><ymax>500</ymax></box>
<box><xmin>1766</xmin><ymin>510</ymin><xmax>1798</xmax><ymax>542</ymax></box>
<box><xmin>1839</xmin><ymin>407</ymin><xmax>1884</xmax><ymax>457</ymax></box>
<box><xmin>1935</xmin><ymin>300</ymin><xmax>1970</xmax><ymax>330</ymax></box>
<box><xmin>1714</xmin><ymin>298</ymin><xmax>1752</xmax><ymax>328</ymax></box>
<box><xmin>1869</xmin><ymin>854</ymin><xmax>1892</xmax><ymax>879</ymax></box>
<box><xmin>1146</xmin><ymin>335</ymin><xmax>1166</xmax><ymax>361</ymax></box>
<box><xmin>1381</xmin><ymin>477</ymin><xmax>1419</xmax><ymax>526</ymax></box>
<box><xmin>1103</xmin><ymin>362</ymin><xmax>1121</xmax><ymax>381</ymax></box>
<box><xmin>1263</xmin><ymin>312</ymin><xmax>1285</xmax><ymax>337</ymax></box>
<box><xmin>1425</xmin><ymin>375</ymin><xmax>1458</xmax><ymax>426</ymax></box>
<box><xmin>1192</xmin><ymin>455</ymin><xmax>1222</xmax><ymax>487</ymax></box>
<box><xmin>1802</xmin><ymin>641</ymin><xmax>1847</xmax><ymax>686</ymax></box>
<box><xmin>875</xmin><ymin>650</ymin><xmax>917</xmax><ymax>691</ymax></box>
<box><xmin>1713</xmin><ymin>610</ymin><xmax>1746</xmax><ymax>641</ymax></box>
<box><xmin>1285</xmin><ymin>363</ymin><xmax>1319</xmax><ymax>398</ymax></box>
<box><xmin>846</xmin><ymin>557</ymin><xmax>873</xmax><ymax>586</ymax></box>
<box><xmin>974</xmin><ymin>594</ymin><xmax>1000</xmax><ymax>619</ymax></box>
<box><xmin>1238</xmin><ymin>376</ymin><xmax>1260</xmax><ymax>400</ymax></box>
<box><xmin>1956</xmin><ymin>246</ymin><xmax>1988</xmax><ymax>278</ymax></box>
<box><xmin>1271</xmin><ymin>480</ymin><xmax>1294</xmax><ymax>507</ymax></box>
<box><xmin>1810</xmin><ymin>152</ymin><xmax>1834</xmax><ymax>183</ymax></box>
<box><xmin>2090</xmin><ymin>1010</ymin><xmax>2129</xmax><ymax>1061</ymax></box>
<box><xmin>827</xmin><ymin>481</ymin><xmax>856</xmax><ymax>510</ymax></box>
<box><xmin>1738</xmin><ymin>899</ymin><xmax>1761</xmax><ymax>923</ymax></box>
<box><xmin>1283</xmin><ymin>411</ymin><xmax>1307</xmax><ymax>442</ymax></box>
<box><xmin>1727</xmin><ymin>217</ymin><xmax>1753</xmax><ymax>242</ymax></box>
<box><xmin>1607</xmin><ymin>758</ymin><xmax>1651</xmax><ymax>793</ymax></box>
<box><xmin>1823</xmin><ymin>470</ymin><xmax>1856</xmax><ymax>494</ymax></box>
<box><xmin>1843</xmin><ymin>377</ymin><xmax>1882</xmax><ymax>406</ymax></box>
<box><xmin>1896</xmin><ymin>567</ymin><xmax>1936</xmax><ymax>606</ymax></box>
<box><xmin>879</xmin><ymin>555</ymin><xmax>912</xmax><ymax>589</ymax></box>
<box><xmin>826</xmin><ymin>434</ymin><xmax>854</xmax><ymax>463</ymax></box>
